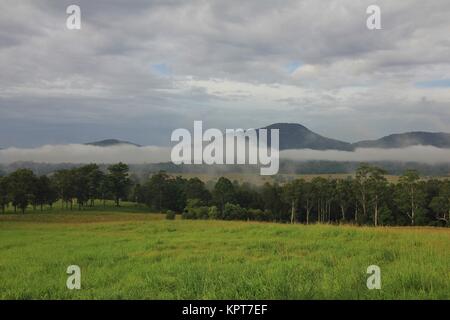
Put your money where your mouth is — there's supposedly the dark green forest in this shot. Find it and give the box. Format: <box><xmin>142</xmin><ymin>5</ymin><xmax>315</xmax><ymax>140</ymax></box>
<box><xmin>0</xmin><ymin>163</ymin><xmax>449</xmax><ymax>227</ymax></box>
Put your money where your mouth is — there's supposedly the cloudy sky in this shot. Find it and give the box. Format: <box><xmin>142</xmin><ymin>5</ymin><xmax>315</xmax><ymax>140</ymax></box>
<box><xmin>0</xmin><ymin>0</ymin><xmax>449</xmax><ymax>148</ymax></box>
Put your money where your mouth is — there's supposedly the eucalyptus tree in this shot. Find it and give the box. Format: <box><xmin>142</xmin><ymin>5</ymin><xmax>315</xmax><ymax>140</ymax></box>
<box><xmin>395</xmin><ymin>170</ymin><xmax>426</xmax><ymax>225</ymax></box>
<box><xmin>355</xmin><ymin>163</ymin><xmax>372</xmax><ymax>223</ymax></box>
<box><xmin>367</xmin><ymin>167</ymin><xmax>388</xmax><ymax>226</ymax></box>
<box><xmin>430</xmin><ymin>180</ymin><xmax>450</xmax><ymax>226</ymax></box>
<box><xmin>282</xmin><ymin>179</ymin><xmax>304</xmax><ymax>224</ymax></box>
<box><xmin>335</xmin><ymin>177</ymin><xmax>354</xmax><ymax>222</ymax></box>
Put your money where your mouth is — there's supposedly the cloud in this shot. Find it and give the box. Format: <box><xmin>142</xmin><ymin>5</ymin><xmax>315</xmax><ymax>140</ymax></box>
<box><xmin>281</xmin><ymin>146</ymin><xmax>450</xmax><ymax>164</ymax></box>
<box><xmin>0</xmin><ymin>0</ymin><xmax>449</xmax><ymax>147</ymax></box>
<box><xmin>1</xmin><ymin>144</ymin><xmax>450</xmax><ymax>165</ymax></box>
<box><xmin>0</xmin><ymin>144</ymin><xmax>170</xmax><ymax>164</ymax></box>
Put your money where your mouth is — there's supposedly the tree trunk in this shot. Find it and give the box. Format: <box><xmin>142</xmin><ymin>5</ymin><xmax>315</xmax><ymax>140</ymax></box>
<box><xmin>328</xmin><ymin>202</ymin><xmax>331</xmax><ymax>223</ymax></box>
<box><xmin>306</xmin><ymin>200</ymin><xmax>310</xmax><ymax>225</ymax></box>
<box><xmin>411</xmin><ymin>187</ymin><xmax>415</xmax><ymax>226</ymax></box>
<box><xmin>374</xmin><ymin>197</ymin><xmax>378</xmax><ymax>227</ymax></box>
<box><xmin>290</xmin><ymin>200</ymin><xmax>295</xmax><ymax>224</ymax></box>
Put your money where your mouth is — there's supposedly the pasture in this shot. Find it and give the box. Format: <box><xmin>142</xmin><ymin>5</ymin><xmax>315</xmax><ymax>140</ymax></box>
<box><xmin>0</xmin><ymin>208</ymin><xmax>449</xmax><ymax>299</ymax></box>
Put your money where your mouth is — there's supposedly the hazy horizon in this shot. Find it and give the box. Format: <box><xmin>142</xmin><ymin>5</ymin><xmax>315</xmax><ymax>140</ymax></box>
<box><xmin>1</xmin><ymin>143</ymin><xmax>450</xmax><ymax>165</ymax></box>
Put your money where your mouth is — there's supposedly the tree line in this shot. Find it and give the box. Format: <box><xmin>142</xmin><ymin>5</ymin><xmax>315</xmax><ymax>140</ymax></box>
<box><xmin>0</xmin><ymin>163</ymin><xmax>130</xmax><ymax>213</ymax></box>
<box><xmin>0</xmin><ymin>163</ymin><xmax>448</xmax><ymax>227</ymax></box>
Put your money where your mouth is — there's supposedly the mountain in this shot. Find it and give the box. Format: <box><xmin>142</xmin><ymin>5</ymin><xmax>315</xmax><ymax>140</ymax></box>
<box><xmin>85</xmin><ymin>139</ymin><xmax>141</xmax><ymax>147</ymax></box>
<box><xmin>258</xmin><ymin>124</ymin><xmax>450</xmax><ymax>150</ymax></box>
<box><xmin>353</xmin><ymin>132</ymin><xmax>450</xmax><ymax>149</ymax></box>
<box><xmin>259</xmin><ymin>123</ymin><xmax>354</xmax><ymax>151</ymax></box>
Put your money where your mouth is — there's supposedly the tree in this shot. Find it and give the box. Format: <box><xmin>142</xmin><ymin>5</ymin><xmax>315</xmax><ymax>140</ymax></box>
<box><xmin>73</xmin><ymin>167</ymin><xmax>90</xmax><ymax>209</ymax></box>
<box><xmin>143</xmin><ymin>172</ymin><xmax>186</xmax><ymax>212</ymax></box>
<box><xmin>261</xmin><ymin>182</ymin><xmax>287</xmax><ymax>222</ymax></box>
<box><xmin>367</xmin><ymin>167</ymin><xmax>388</xmax><ymax>226</ymax></box>
<box><xmin>83</xmin><ymin>164</ymin><xmax>104</xmax><ymax>207</ymax></box>
<box><xmin>222</xmin><ymin>203</ymin><xmax>248</xmax><ymax>221</ymax></box>
<box><xmin>355</xmin><ymin>164</ymin><xmax>372</xmax><ymax>224</ymax></box>
<box><xmin>99</xmin><ymin>175</ymin><xmax>112</xmax><ymax>207</ymax></box>
<box><xmin>144</xmin><ymin>171</ymin><xmax>170</xmax><ymax>211</ymax></box>
<box><xmin>107</xmin><ymin>162</ymin><xmax>131</xmax><ymax>207</ymax></box>
<box><xmin>185</xmin><ymin>177</ymin><xmax>211</xmax><ymax>205</ymax></box>
<box><xmin>0</xmin><ymin>176</ymin><xmax>9</xmax><ymax>213</ymax></box>
<box><xmin>8</xmin><ymin>169</ymin><xmax>36</xmax><ymax>214</ymax></box>
<box><xmin>335</xmin><ymin>177</ymin><xmax>354</xmax><ymax>222</ymax></box>
<box><xmin>52</xmin><ymin>169</ymin><xmax>76</xmax><ymax>209</ymax></box>
<box><xmin>234</xmin><ymin>182</ymin><xmax>262</xmax><ymax>210</ymax></box>
<box><xmin>430</xmin><ymin>180</ymin><xmax>450</xmax><ymax>226</ymax></box>
<box><xmin>301</xmin><ymin>182</ymin><xmax>315</xmax><ymax>225</ymax></box>
<box><xmin>282</xmin><ymin>179</ymin><xmax>304</xmax><ymax>224</ymax></box>
<box><xmin>311</xmin><ymin>177</ymin><xmax>333</xmax><ymax>223</ymax></box>
<box><xmin>395</xmin><ymin>170</ymin><xmax>426</xmax><ymax>225</ymax></box>
<box><xmin>132</xmin><ymin>183</ymin><xmax>146</xmax><ymax>204</ymax></box>
<box><xmin>33</xmin><ymin>176</ymin><xmax>55</xmax><ymax>211</ymax></box>
<box><xmin>213</xmin><ymin>177</ymin><xmax>236</xmax><ymax>213</ymax></box>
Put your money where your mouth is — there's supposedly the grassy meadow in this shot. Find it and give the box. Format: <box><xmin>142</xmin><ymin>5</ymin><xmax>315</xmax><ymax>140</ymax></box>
<box><xmin>0</xmin><ymin>205</ymin><xmax>449</xmax><ymax>300</ymax></box>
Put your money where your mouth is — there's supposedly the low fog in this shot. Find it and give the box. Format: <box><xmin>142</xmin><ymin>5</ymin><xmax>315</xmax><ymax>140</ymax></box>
<box><xmin>0</xmin><ymin>144</ymin><xmax>171</xmax><ymax>164</ymax></box>
<box><xmin>280</xmin><ymin>146</ymin><xmax>450</xmax><ymax>164</ymax></box>
<box><xmin>0</xmin><ymin>144</ymin><xmax>449</xmax><ymax>164</ymax></box>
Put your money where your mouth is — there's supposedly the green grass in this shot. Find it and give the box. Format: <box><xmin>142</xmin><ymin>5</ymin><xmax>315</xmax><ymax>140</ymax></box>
<box><xmin>0</xmin><ymin>209</ymin><xmax>449</xmax><ymax>299</ymax></box>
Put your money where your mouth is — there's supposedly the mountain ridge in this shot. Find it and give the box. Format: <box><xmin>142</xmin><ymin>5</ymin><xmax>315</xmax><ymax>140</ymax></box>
<box><xmin>353</xmin><ymin>131</ymin><xmax>450</xmax><ymax>149</ymax></box>
<box><xmin>85</xmin><ymin>139</ymin><xmax>141</xmax><ymax>147</ymax></box>
<box><xmin>258</xmin><ymin>123</ymin><xmax>450</xmax><ymax>151</ymax></box>
<box><xmin>15</xmin><ymin>124</ymin><xmax>450</xmax><ymax>150</ymax></box>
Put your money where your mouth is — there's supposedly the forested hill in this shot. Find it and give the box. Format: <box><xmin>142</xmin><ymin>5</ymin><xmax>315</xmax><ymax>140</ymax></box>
<box><xmin>85</xmin><ymin>139</ymin><xmax>141</xmax><ymax>147</ymax></box>
<box><xmin>259</xmin><ymin>123</ymin><xmax>450</xmax><ymax>150</ymax></box>
<box><xmin>259</xmin><ymin>123</ymin><xmax>354</xmax><ymax>151</ymax></box>
<box><xmin>353</xmin><ymin>132</ymin><xmax>450</xmax><ymax>149</ymax></box>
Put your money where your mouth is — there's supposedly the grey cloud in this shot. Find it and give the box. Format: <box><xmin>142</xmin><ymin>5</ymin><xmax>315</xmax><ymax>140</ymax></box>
<box><xmin>0</xmin><ymin>0</ymin><xmax>449</xmax><ymax>148</ymax></box>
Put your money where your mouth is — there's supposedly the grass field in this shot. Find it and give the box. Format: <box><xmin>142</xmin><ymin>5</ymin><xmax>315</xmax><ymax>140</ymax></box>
<box><xmin>0</xmin><ymin>208</ymin><xmax>449</xmax><ymax>299</ymax></box>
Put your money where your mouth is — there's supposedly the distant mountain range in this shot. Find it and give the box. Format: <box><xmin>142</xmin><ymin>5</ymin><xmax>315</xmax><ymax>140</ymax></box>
<box><xmin>260</xmin><ymin>123</ymin><xmax>450</xmax><ymax>151</ymax></box>
<box><xmin>353</xmin><ymin>132</ymin><xmax>450</xmax><ymax>149</ymax></box>
<box><xmin>260</xmin><ymin>123</ymin><xmax>354</xmax><ymax>151</ymax></box>
<box><xmin>78</xmin><ymin>124</ymin><xmax>450</xmax><ymax>151</ymax></box>
<box><xmin>85</xmin><ymin>139</ymin><xmax>141</xmax><ymax>147</ymax></box>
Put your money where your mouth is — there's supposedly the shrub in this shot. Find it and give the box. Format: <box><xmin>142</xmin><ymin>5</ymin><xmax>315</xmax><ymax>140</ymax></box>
<box><xmin>196</xmin><ymin>206</ymin><xmax>209</xmax><ymax>220</ymax></box>
<box><xmin>247</xmin><ymin>208</ymin><xmax>263</xmax><ymax>221</ymax></box>
<box><xmin>165</xmin><ymin>210</ymin><xmax>176</xmax><ymax>220</ymax></box>
<box><xmin>208</xmin><ymin>206</ymin><xmax>219</xmax><ymax>220</ymax></box>
<box><xmin>182</xmin><ymin>210</ymin><xmax>195</xmax><ymax>219</ymax></box>
<box><xmin>223</xmin><ymin>203</ymin><xmax>248</xmax><ymax>220</ymax></box>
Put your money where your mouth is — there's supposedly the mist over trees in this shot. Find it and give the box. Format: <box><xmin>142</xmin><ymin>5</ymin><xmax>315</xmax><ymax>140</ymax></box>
<box><xmin>0</xmin><ymin>163</ymin><xmax>448</xmax><ymax>227</ymax></box>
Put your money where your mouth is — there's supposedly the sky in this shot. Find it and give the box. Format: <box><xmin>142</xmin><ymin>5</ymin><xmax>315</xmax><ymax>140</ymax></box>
<box><xmin>0</xmin><ymin>0</ymin><xmax>449</xmax><ymax>148</ymax></box>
